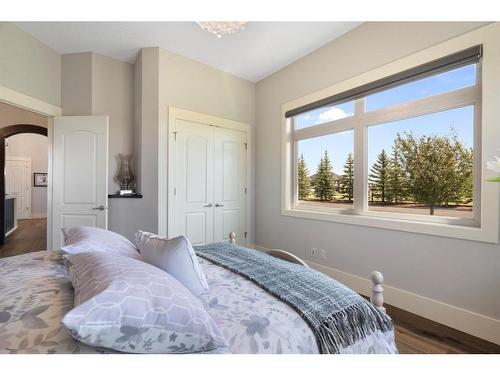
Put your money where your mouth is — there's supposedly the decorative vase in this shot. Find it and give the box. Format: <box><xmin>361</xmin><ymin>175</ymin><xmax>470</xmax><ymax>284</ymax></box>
<box><xmin>117</xmin><ymin>153</ymin><xmax>135</xmax><ymax>194</ymax></box>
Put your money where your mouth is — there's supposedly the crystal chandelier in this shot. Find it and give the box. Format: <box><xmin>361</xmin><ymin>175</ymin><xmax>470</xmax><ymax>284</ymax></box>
<box><xmin>197</xmin><ymin>22</ymin><xmax>247</xmax><ymax>38</ymax></box>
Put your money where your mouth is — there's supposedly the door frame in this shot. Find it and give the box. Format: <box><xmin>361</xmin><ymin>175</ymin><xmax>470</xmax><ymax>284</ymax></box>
<box><xmin>5</xmin><ymin>156</ymin><xmax>32</xmax><ymax>219</ymax></box>
<box><xmin>0</xmin><ymin>84</ymin><xmax>62</xmax><ymax>248</ymax></box>
<box><xmin>160</xmin><ymin>107</ymin><xmax>253</xmax><ymax>244</ymax></box>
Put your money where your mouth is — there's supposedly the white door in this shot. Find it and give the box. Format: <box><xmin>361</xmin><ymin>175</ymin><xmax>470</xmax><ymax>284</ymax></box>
<box><xmin>52</xmin><ymin>116</ymin><xmax>109</xmax><ymax>249</ymax></box>
<box><xmin>213</xmin><ymin>127</ymin><xmax>247</xmax><ymax>244</ymax></box>
<box><xmin>174</xmin><ymin>119</ymin><xmax>215</xmax><ymax>245</ymax></box>
<box><xmin>173</xmin><ymin>119</ymin><xmax>247</xmax><ymax>245</ymax></box>
<box><xmin>5</xmin><ymin>158</ymin><xmax>31</xmax><ymax>219</ymax></box>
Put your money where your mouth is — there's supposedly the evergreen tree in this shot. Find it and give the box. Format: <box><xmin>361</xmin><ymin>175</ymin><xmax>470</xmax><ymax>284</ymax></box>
<box><xmin>341</xmin><ymin>153</ymin><xmax>354</xmax><ymax>201</ymax></box>
<box><xmin>386</xmin><ymin>145</ymin><xmax>407</xmax><ymax>204</ymax></box>
<box><xmin>369</xmin><ymin>149</ymin><xmax>390</xmax><ymax>205</ymax></box>
<box><xmin>314</xmin><ymin>151</ymin><xmax>335</xmax><ymax>201</ymax></box>
<box><xmin>297</xmin><ymin>154</ymin><xmax>311</xmax><ymax>200</ymax></box>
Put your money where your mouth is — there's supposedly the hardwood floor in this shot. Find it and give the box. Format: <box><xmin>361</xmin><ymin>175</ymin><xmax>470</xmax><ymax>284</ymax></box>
<box><xmin>0</xmin><ymin>226</ymin><xmax>497</xmax><ymax>354</ymax></box>
<box><xmin>387</xmin><ymin>303</ymin><xmax>500</xmax><ymax>354</ymax></box>
<box><xmin>0</xmin><ymin>218</ymin><xmax>47</xmax><ymax>258</ymax></box>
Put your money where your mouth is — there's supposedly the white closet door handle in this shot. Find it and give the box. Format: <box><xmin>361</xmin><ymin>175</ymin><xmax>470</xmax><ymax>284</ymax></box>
<box><xmin>203</xmin><ymin>203</ymin><xmax>213</xmax><ymax>208</ymax></box>
<box><xmin>215</xmin><ymin>203</ymin><xmax>224</xmax><ymax>207</ymax></box>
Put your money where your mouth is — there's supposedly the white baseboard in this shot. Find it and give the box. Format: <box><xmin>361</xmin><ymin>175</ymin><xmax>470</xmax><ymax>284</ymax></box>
<box><xmin>5</xmin><ymin>226</ymin><xmax>18</xmax><ymax>237</ymax></box>
<box><xmin>252</xmin><ymin>244</ymin><xmax>500</xmax><ymax>346</ymax></box>
<box><xmin>30</xmin><ymin>213</ymin><xmax>47</xmax><ymax>219</ymax></box>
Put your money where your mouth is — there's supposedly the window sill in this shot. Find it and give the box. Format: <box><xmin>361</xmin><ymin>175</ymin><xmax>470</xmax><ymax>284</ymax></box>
<box><xmin>282</xmin><ymin>206</ymin><xmax>496</xmax><ymax>243</ymax></box>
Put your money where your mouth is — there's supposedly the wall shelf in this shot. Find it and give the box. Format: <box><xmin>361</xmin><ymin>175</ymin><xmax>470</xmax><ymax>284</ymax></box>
<box><xmin>108</xmin><ymin>194</ymin><xmax>143</xmax><ymax>198</ymax></box>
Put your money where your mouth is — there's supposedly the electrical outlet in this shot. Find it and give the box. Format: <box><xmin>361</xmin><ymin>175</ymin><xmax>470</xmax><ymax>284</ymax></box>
<box><xmin>320</xmin><ymin>249</ymin><xmax>326</xmax><ymax>260</ymax></box>
<box><xmin>310</xmin><ymin>247</ymin><xmax>317</xmax><ymax>257</ymax></box>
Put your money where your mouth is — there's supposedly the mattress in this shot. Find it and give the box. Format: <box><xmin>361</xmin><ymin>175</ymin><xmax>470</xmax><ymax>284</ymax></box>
<box><xmin>0</xmin><ymin>250</ymin><xmax>397</xmax><ymax>354</ymax></box>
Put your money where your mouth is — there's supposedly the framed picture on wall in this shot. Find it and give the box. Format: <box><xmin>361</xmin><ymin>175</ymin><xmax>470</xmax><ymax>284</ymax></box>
<box><xmin>33</xmin><ymin>173</ymin><xmax>48</xmax><ymax>187</ymax></box>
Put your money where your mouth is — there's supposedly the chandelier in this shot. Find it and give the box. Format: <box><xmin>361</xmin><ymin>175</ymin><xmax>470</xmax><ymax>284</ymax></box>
<box><xmin>197</xmin><ymin>22</ymin><xmax>247</xmax><ymax>38</ymax></box>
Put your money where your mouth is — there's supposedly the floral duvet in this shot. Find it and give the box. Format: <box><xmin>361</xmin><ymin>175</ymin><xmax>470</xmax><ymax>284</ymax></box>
<box><xmin>0</xmin><ymin>251</ymin><xmax>397</xmax><ymax>354</ymax></box>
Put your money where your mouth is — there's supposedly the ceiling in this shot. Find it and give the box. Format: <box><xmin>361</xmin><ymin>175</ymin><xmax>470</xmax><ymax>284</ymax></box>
<box><xmin>16</xmin><ymin>22</ymin><xmax>361</xmax><ymax>82</ymax></box>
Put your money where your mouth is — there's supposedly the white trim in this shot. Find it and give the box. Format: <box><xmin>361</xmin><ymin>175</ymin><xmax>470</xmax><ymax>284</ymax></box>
<box><xmin>46</xmin><ymin>118</ymin><xmax>53</xmax><ymax>249</ymax></box>
<box><xmin>5</xmin><ymin>226</ymin><xmax>17</xmax><ymax>237</ymax></box>
<box><xmin>160</xmin><ymin>107</ymin><xmax>252</xmax><ymax>243</ymax></box>
<box><xmin>281</xmin><ymin>23</ymin><xmax>500</xmax><ymax>243</ymax></box>
<box><xmin>251</xmin><ymin>243</ymin><xmax>500</xmax><ymax>346</ymax></box>
<box><xmin>0</xmin><ymin>84</ymin><xmax>57</xmax><ymax>248</ymax></box>
<box><xmin>308</xmin><ymin>260</ymin><xmax>500</xmax><ymax>347</ymax></box>
<box><xmin>0</xmin><ymin>85</ymin><xmax>61</xmax><ymax>117</ymax></box>
<box><xmin>30</xmin><ymin>213</ymin><xmax>47</xmax><ymax>219</ymax></box>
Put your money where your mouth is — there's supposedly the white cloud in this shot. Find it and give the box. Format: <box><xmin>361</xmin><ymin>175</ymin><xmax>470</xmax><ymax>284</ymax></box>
<box><xmin>316</xmin><ymin>107</ymin><xmax>350</xmax><ymax>124</ymax></box>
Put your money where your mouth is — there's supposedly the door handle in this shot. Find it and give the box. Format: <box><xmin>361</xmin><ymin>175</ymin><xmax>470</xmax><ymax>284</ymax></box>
<box><xmin>203</xmin><ymin>203</ymin><xmax>213</xmax><ymax>208</ymax></box>
<box><xmin>215</xmin><ymin>203</ymin><xmax>224</xmax><ymax>207</ymax></box>
<box><xmin>92</xmin><ymin>205</ymin><xmax>108</xmax><ymax>211</ymax></box>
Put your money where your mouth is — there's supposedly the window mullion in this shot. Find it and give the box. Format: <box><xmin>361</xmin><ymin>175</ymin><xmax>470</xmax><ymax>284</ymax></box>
<box><xmin>353</xmin><ymin>99</ymin><xmax>366</xmax><ymax>214</ymax></box>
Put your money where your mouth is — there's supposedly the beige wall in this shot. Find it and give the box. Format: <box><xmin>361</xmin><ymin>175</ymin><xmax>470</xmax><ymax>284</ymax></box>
<box><xmin>0</xmin><ymin>23</ymin><xmax>61</xmax><ymax>107</ymax></box>
<box><xmin>255</xmin><ymin>21</ymin><xmax>500</xmax><ymax>325</ymax></box>
<box><xmin>92</xmin><ymin>53</ymin><xmax>135</xmax><ymax>194</ymax></box>
<box><xmin>61</xmin><ymin>53</ymin><xmax>134</xmax><ymax>193</ymax></box>
<box><xmin>124</xmin><ymin>47</ymin><xmax>256</xmax><ymax>241</ymax></box>
<box><xmin>61</xmin><ymin>52</ymin><xmax>136</xmax><ymax>236</ymax></box>
<box><xmin>6</xmin><ymin>133</ymin><xmax>48</xmax><ymax>218</ymax></box>
<box><xmin>0</xmin><ymin>102</ymin><xmax>48</xmax><ymax>128</ymax></box>
<box><xmin>61</xmin><ymin>53</ymin><xmax>92</xmax><ymax>115</ymax></box>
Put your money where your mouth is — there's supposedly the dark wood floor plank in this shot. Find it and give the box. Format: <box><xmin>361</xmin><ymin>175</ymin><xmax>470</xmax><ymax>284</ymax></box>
<box><xmin>0</xmin><ymin>218</ymin><xmax>47</xmax><ymax>258</ymax></box>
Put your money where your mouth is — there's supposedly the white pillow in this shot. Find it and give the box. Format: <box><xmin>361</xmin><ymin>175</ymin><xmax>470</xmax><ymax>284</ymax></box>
<box><xmin>61</xmin><ymin>226</ymin><xmax>141</xmax><ymax>259</ymax></box>
<box><xmin>135</xmin><ymin>231</ymin><xmax>209</xmax><ymax>296</ymax></box>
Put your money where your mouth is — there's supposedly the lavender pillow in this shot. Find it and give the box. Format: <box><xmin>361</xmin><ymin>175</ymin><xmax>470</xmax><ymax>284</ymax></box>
<box><xmin>135</xmin><ymin>231</ymin><xmax>209</xmax><ymax>296</ymax></box>
<box><xmin>62</xmin><ymin>252</ymin><xmax>227</xmax><ymax>353</ymax></box>
<box><xmin>61</xmin><ymin>226</ymin><xmax>141</xmax><ymax>259</ymax></box>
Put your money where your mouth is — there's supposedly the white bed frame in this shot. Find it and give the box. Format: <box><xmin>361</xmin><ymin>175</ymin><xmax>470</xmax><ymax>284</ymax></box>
<box><xmin>228</xmin><ymin>232</ymin><xmax>386</xmax><ymax>313</ymax></box>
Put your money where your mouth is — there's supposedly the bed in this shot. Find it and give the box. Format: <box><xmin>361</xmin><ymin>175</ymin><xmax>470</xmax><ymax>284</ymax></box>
<box><xmin>0</xmin><ymin>232</ymin><xmax>398</xmax><ymax>354</ymax></box>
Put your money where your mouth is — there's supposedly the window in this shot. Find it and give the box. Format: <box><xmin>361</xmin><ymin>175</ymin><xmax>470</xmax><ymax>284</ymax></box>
<box><xmin>295</xmin><ymin>101</ymin><xmax>355</xmax><ymax>129</ymax></box>
<box><xmin>297</xmin><ymin>131</ymin><xmax>354</xmax><ymax>210</ymax></box>
<box><xmin>364</xmin><ymin>64</ymin><xmax>476</xmax><ymax>112</ymax></box>
<box><xmin>283</xmin><ymin>43</ymin><xmax>493</xmax><ymax>241</ymax></box>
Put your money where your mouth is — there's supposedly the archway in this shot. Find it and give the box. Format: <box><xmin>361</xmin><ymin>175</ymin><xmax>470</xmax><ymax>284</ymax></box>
<box><xmin>0</xmin><ymin>124</ymin><xmax>48</xmax><ymax>245</ymax></box>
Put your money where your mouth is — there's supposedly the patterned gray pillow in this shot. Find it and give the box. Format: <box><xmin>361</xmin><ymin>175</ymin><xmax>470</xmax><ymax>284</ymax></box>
<box><xmin>61</xmin><ymin>226</ymin><xmax>141</xmax><ymax>260</ymax></box>
<box><xmin>62</xmin><ymin>252</ymin><xmax>227</xmax><ymax>353</ymax></box>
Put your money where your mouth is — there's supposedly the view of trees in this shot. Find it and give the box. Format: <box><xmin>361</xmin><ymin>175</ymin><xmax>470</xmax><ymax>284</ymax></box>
<box><xmin>297</xmin><ymin>154</ymin><xmax>311</xmax><ymax>200</ymax></box>
<box><xmin>298</xmin><ymin>131</ymin><xmax>473</xmax><ymax>215</ymax></box>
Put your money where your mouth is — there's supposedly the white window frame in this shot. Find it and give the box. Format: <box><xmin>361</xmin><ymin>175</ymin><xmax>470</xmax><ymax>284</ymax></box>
<box><xmin>281</xmin><ymin>23</ymin><xmax>500</xmax><ymax>243</ymax></box>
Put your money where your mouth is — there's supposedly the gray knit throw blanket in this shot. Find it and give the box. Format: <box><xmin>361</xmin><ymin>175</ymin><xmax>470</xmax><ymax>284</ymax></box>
<box><xmin>194</xmin><ymin>242</ymin><xmax>393</xmax><ymax>354</ymax></box>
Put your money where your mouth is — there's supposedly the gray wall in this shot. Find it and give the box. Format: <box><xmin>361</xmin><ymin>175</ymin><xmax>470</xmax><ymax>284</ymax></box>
<box><xmin>60</xmin><ymin>52</ymin><xmax>136</xmax><ymax>238</ymax></box>
<box><xmin>254</xmin><ymin>22</ymin><xmax>500</xmax><ymax>320</ymax></box>
<box><xmin>6</xmin><ymin>133</ymin><xmax>48</xmax><ymax>218</ymax></box>
<box><xmin>61</xmin><ymin>53</ymin><xmax>92</xmax><ymax>115</ymax></box>
<box><xmin>0</xmin><ymin>23</ymin><xmax>61</xmax><ymax>107</ymax></box>
<box><xmin>130</xmin><ymin>47</ymin><xmax>256</xmax><ymax>241</ymax></box>
<box><xmin>92</xmin><ymin>53</ymin><xmax>135</xmax><ymax>194</ymax></box>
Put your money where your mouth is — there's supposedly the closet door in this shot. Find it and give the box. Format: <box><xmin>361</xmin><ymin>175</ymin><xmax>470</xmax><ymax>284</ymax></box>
<box><xmin>213</xmin><ymin>127</ymin><xmax>247</xmax><ymax>244</ymax></box>
<box><xmin>174</xmin><ymin>120</ymin><xmax>215</xmax><ymax>245</ymax></box>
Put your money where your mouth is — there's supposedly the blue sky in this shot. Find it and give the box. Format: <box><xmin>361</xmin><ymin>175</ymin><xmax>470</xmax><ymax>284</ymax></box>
<box><xmin>296</xmin><ymin>64</ymin><xmax>476</xmax><ymax>175</ymax></box>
